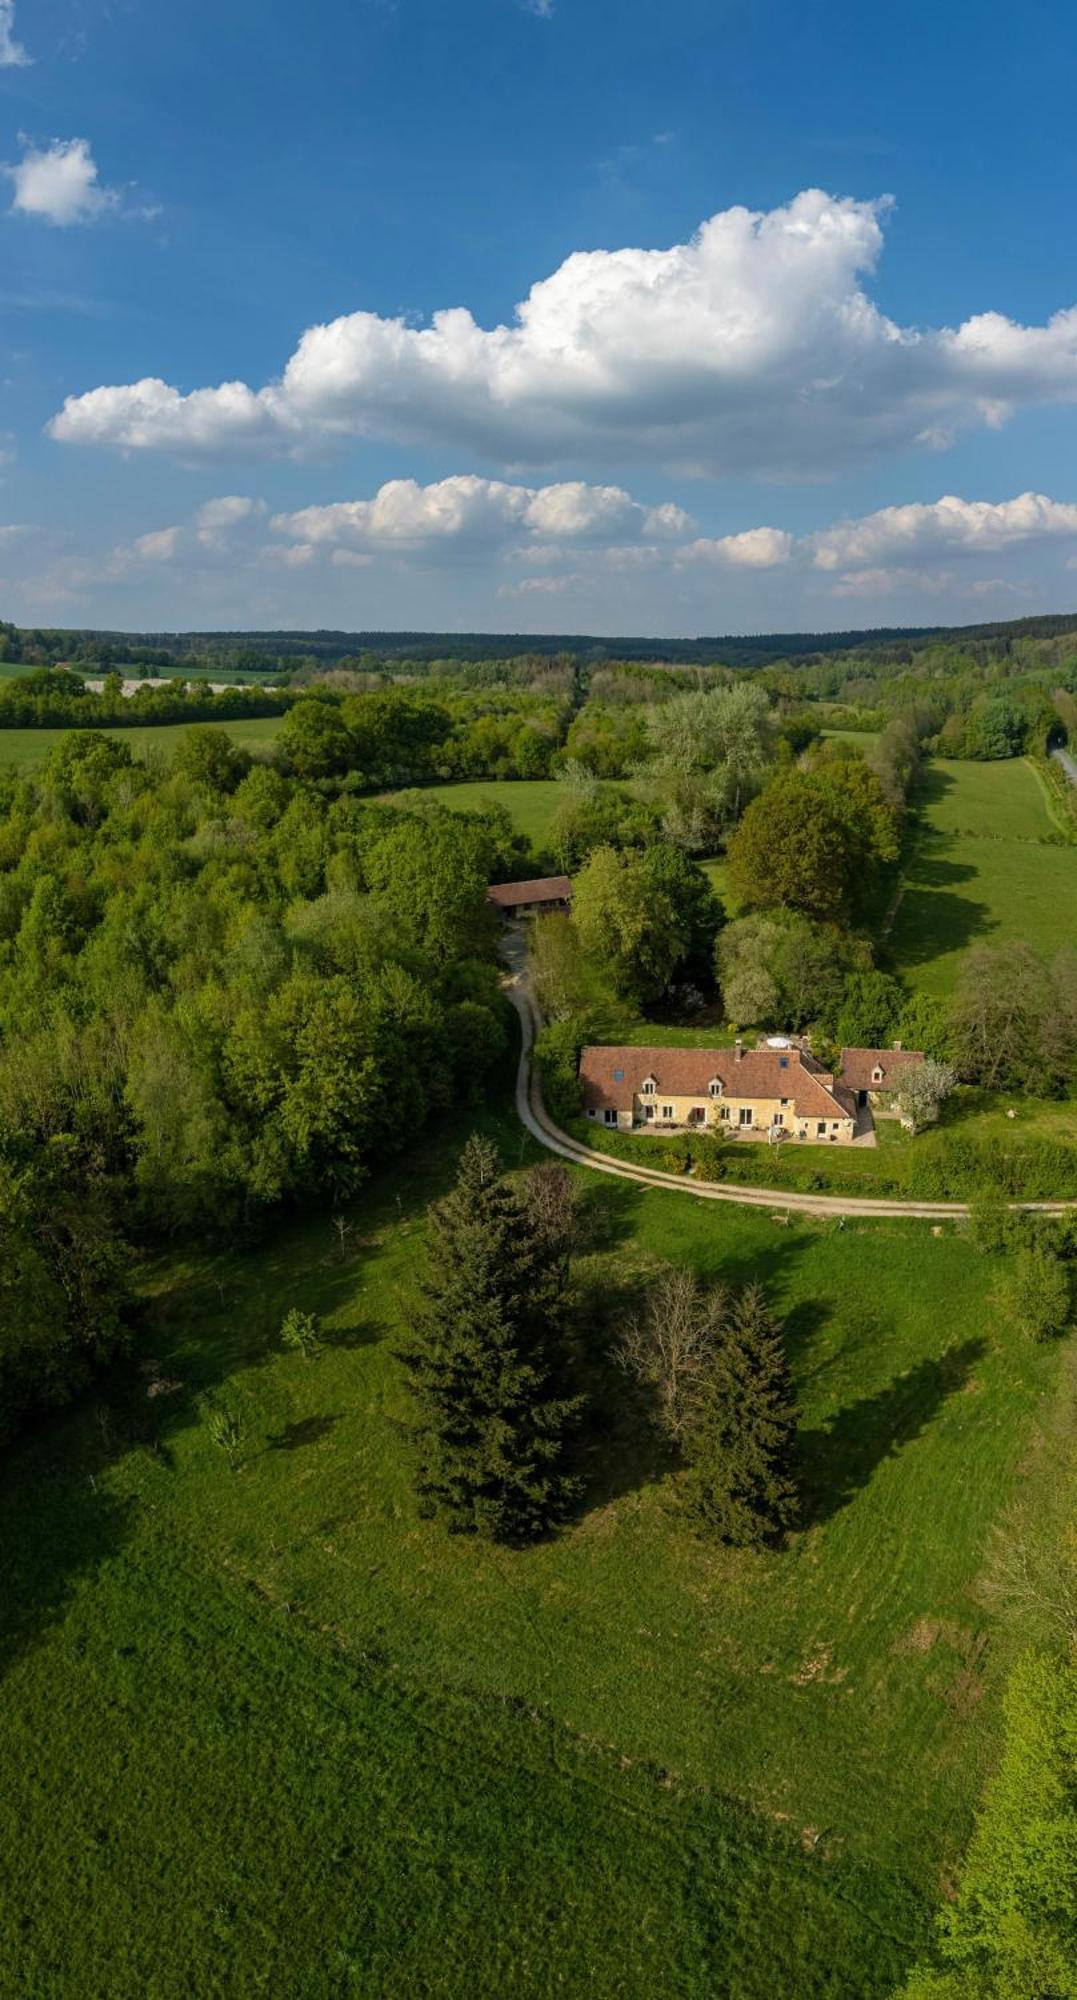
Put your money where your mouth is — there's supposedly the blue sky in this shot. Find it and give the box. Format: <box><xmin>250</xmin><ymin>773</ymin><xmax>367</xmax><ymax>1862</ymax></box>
<box><xmin>4</xmin><ymin>0</ymin><xmax>1077</xmax><ymax>635</ymax></box>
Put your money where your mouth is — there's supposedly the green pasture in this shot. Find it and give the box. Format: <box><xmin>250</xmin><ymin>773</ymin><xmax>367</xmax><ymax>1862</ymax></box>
<box><xmin>1</xmin><ymin>1089</ymin><xmax>1072</xmax><ymax>1996</ymax></box>
<box><xmin>383</xmin><ymin>777</ymin><xmax>573</xmax><ymax>852</ymax></box>
<box><xmin>0</xmin><ymin>715</ymin><xmax>285</xmax><ymax>767</ymax></box>
<box><xmin>887</xmin><ymin>758</ymin><xmax>1077</xmax><ymax>996</ymax></box>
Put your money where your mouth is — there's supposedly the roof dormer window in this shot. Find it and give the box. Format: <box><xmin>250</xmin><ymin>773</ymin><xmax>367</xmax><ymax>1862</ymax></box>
<box><xmin>872</xmin><ymin>1065</ymin><xmax>884</xmax><ymax>1084</ymax></box>
<box><xmin>708</xmin><ymin>1078</ymin><xmax>722</xmax><ymax>1097</ymax></box>
<box><xmin>641</xmin><ymin>1078</ymin><xmax>657</xmax><ymax>1096</ymax></box>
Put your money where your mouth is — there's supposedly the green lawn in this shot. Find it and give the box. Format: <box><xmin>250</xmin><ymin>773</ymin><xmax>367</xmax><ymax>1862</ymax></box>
<box><xmin>568</xmin><ymin>1088</ymin><xmax>1077</xmax><ymax>1200</ymax></box>
<box><xmin>0</xmin><ymin>715</ymin><xmax>285</xmax><ymax>767</ymax></box>
<box><xmin>886</xmin><ymin>758</ymin><xmax>1077</xmax><ymax>996</ymax></box>
<box><xmin>1</xmin><ymin>1088</ymin><xmax>1073</xmax><ymax>1995</ymax></box>
<box><xmin>382</xmin><ymin>777</ymin><xmax>573</xmax><ymax>852</ymax></box>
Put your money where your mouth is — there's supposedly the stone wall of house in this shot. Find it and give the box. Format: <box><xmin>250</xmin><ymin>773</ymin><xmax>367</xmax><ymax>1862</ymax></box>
<box><xmin>586</xmin><ymin>1091</ymin><xmax>854</xmax><ymax>1143</ymax></box>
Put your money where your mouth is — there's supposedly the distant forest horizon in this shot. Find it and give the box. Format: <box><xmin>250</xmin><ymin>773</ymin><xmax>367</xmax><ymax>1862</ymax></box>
<box><xmin>6</xmin><ymin>607</ymin><xmax>1077</xmax><ymax>671</ymax></box>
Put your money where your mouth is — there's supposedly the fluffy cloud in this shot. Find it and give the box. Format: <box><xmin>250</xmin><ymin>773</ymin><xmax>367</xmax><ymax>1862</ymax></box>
<box><xmin>131</xmin><ymin>527</ymin><xmax>181</xmax><ymax>562</ymax></box>
<box><xmin>682</xmin><ymin>527</ymin><xmax>794</xmax><ymax>568</ymax></box>
<box><xmin>6</xmin><ymin>138</ymin><xmax>121</xmax><ymax>227</ymax></box>
<box><xmin>812</xmin><ymin>492</ymin><xmax>1077</xmax><ymax>570</ymax></box>
<box><xmin>195</xmin><ymin>494</ymin><xmax>268</xmax><ymax>546</ymax></box>
<box><xmin>271</xmin><ymin>475</ymin><xmax>687</xmax><ymax>552</ymax></box>
<box><xmin>196</xmin><ymin>494</ymin><xmax>266</xmax><ymax>531</ymax></box>
<box><xmin>114</xmin><ymin>499</ymin><xmax>268</xmax><ymax>569</ymax></box>
<box><xmin>0</xmin><ymin>1</ymin><xmax>28</xmax><ymax>65</ymax></box>
<box><xmin>45</xmin><ymin>189</ymin><xmax>1077</xmax><ymax>473</ymax></box>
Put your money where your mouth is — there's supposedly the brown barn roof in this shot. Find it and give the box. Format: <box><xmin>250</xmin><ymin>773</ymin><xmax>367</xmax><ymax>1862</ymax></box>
<box><xmin>486</xmin><ymin>875</ymin><xmax>572</xmax><ymax>909</ymax></box>
<box><xmin>579</xmin><ymin>1045</ymin><xmax>856</xmax><ymax>1122</ymax></box>
<box><xmin>839</xmin><ymin>1047</ymin><xmax>925</xmax><ymax>1092</ymax></box>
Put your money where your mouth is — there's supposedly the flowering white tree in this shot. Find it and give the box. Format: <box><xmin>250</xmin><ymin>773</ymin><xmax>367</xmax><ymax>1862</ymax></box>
<box><xmin>895</xmin><ymin>1059</ymin><xmax>958</xmax><ymax>1133</ymax></box>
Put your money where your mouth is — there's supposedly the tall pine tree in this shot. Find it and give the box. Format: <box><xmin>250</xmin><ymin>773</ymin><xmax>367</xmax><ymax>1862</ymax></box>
<box><xmin>684</xmin><ymin>1284</ymin><xmax>799</xmax><ymax>1546</ymax></box>
<box><xmin>399</xmin><ymin>1134</ymin><xmax>582</xmax><ymax>1543</ymax></box>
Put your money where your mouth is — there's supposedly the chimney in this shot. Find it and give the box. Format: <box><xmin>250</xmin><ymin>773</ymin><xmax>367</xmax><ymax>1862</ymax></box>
<box><xmin>892</xmin><ymin>1040</ymin><xmax>903</xmax><ymax>1052</ymax></box>
<box><xmin>734</xmin><ymin>1038</ymin><xmax>743</xmax><ymax>1062</ymax></box>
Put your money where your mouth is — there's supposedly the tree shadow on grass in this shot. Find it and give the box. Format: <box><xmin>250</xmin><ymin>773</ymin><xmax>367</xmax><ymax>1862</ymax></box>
<box><xmin>266</xmin><ymin>1413</ymin><xmax>342</xmax><ymax>1451</ymax></box>
<box><xmin>574</xmin><ymin>1177</ymin><xmax>647</xmax><ymax>1256</ymax></box>
<box><xmin>0</xmin><ymin>1343</ymin><xmax>225</xmax><ymax>1684</ymax></box>
<box><xmin>568</xmin><ymin>1212</ymin><xmax>821</xmax><ymax>1523</ymax></box>
<box><xmin>797</xmin><ymin>1336</ymin><xmax>987</xmax><ymax>1528</ymax></box>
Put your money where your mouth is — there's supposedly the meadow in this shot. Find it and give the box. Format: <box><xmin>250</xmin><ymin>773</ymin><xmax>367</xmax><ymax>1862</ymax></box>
<box><xmin>0</xmin><ymin>714</ymin><xmax>285</xmax><ymax>766</ymax></box>
<box><xmin>886</xmin><ymin>757</ymin><xmax>1077</xmax><ymax>996</ymax></box>
<box><xmin>2</xmin><ymin>1085</ymin><xmax>1072</xmax><ymax>1996</ymax></box>
<box><xmin>383</xmin><ymin>777</ymin><xmax>573</xmax><ymax>851</ymax></box>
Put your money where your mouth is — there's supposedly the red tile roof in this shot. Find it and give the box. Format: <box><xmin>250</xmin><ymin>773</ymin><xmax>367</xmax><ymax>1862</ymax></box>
<box><xmin>839</xmin><ymin>1047</ymin><xmax>925</xmax><ymax>1092</ymax></box>
<box><xmin>579</xmin><ymin>1045</ymin><xmax>856</xmax><ymax>1122</ymax></box>
<box><xmin>487</xmin><ymin>876</ymin><xmax>572</xmax><ymax>909</ymax></box>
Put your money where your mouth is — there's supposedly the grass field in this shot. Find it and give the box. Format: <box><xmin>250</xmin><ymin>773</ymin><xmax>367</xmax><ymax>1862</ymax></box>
<box><xmin>2</xmin><ymin>1085</ymin><xmax>1073</xmax><ymax>1996</ymax></box>
<box><xmin>886</xmin><ymin>757</ymin><xmax>1077</xmax><ymax>996</ymax></box>
<box><xmin>383</xmin><ymin>777</ymin><xmax>572</xmax><ymax>852</ymax></box>
<box><xmin>0</xmin><ymin>715</ymin><xmax>285</xmax><ymax>767</ymax></box>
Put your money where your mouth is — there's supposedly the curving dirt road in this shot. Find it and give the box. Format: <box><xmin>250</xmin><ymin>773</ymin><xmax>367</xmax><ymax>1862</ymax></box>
<box><xmin>502</xmin><ymin>950</ymin><xmax>1077</xmax><ymax>1222</ymax></box>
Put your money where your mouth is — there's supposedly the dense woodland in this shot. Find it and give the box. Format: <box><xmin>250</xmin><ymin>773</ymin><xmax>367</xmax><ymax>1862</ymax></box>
<box><xmin>0</xmin><ymin>726</ymin><xmax>523</xmax><ymax>1438</ymax></box>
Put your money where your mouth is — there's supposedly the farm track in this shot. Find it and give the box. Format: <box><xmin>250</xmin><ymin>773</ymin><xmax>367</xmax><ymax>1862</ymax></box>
<box><xmin>503</xmin><ymin>953</ymin><xmax>1077</xmax><ymax>1221</ymax></box>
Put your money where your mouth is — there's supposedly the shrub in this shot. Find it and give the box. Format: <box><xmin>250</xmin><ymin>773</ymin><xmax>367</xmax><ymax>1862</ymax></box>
<box><xmin>1010</xmin><ymin>1245</ymin><xmax>1072</xmax><ymax>1342</ymax></box>
<box><xmin>967</xmin><ymin>1188</ymin><xmax>1015</xmax><ymax>1256</ymax></box>
<box><xmin>281</xmin><ymin>1308</ymin><xmax>323</xmax><ymax>1361</ymax></box>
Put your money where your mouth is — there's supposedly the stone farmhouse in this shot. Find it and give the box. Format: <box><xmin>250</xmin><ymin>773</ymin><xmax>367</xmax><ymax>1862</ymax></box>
<box><xmin>487</xmin><ymin>876</ymin><xmax>572</xmax><ymax>921</ymax></box>
<box><xmin>579</xmin><ymin>1043</ymin><xmax>859</xmax><ymax>1143</ymax></box>
<box><xmin>839</xmin><ymin>1045</ymin><xmax>925</xmax><ymax>1115</ymax></box>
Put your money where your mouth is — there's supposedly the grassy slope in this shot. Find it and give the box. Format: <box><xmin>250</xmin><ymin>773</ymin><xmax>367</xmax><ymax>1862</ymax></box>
<box><xmin>887</xmin><ymin>758</ymin><xmax>1077</xmax><ymax>996</ymax></box>
<box><xmin>1</xmin><ymin>1093</ymin><xmax>1072</xmax><ymax>1996</ymax></box>
<box><xmin>0</xmin><ymin>715</ymin><xmax>285</xmax><ymax>767</ymax></box>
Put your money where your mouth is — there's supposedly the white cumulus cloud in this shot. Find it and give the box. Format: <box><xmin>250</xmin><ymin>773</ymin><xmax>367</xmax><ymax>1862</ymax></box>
<box><xmin>196</xmin><ymin>494</ymin><xmax>266</xmax><ymax>531</ymax></box>
<box><xmin>811</xmin><ymin>492</ymin><xmax>1077</xmax><ymax>570</ymax></box>
<box><xmin>271</xmin><ymin>475</ymin><xmax>686</xmax><ymax>552</ymax></box>
<box><xmin>6</xmin><ymin>138</ymin><xmax>120</xmax><ymax>227</ymax></box>
<box><xmin>682</xmin><ymin>526</ymin><xmax>794</xmax><ymax>568</ymax></box>
<box><xmin>130</xmin><ymin>528</ymin><xmax>181</xmax><ymax>562</ymax></box>
<box><xmin>0</xmin><ymin>1</ymin><xmax>28</xmax><ymax>65</ymax></box>
<box><xmin>46</xmin><ymin>190</ymin><xmax>1077</xmax><ymax>473</ymax></box>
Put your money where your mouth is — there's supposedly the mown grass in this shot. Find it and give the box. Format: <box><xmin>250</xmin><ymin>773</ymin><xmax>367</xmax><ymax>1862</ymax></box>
<box><xmin>0</xmin><ymin>715</ymin><xmax>285</xmax><ymax>767</ymax></box>
<box><xmin>383</xmin><ymin>777</ymin><xmax>573</xmax><ymax>853</ymax></box>
<box><xmin>886</xmin><ymin>758</ymin><xmax>1077</xmax><ymax>996</ymax></box>
<box><xmin>1</xmin><ymin>1086</ymin><xmax>1072</xmax><ymax>1996</ymax></box>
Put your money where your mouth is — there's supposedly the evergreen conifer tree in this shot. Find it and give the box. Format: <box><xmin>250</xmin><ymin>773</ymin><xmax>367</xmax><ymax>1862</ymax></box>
<box><xmin>684</xmin><ymin>1284</ymin><xmax>799</xmax><ymax>1545</ymax></box>
<box><xmin>399</xmin><ymin>1134</ymin><xmax>582</xmax><ymax>1543</ymax></box>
